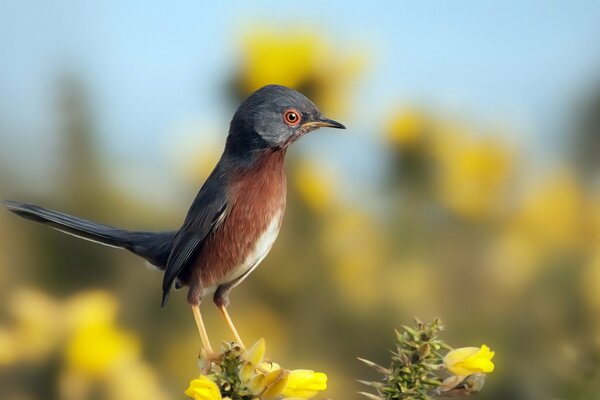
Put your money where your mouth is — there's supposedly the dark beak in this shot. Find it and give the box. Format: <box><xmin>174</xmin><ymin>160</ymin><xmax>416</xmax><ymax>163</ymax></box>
<box><xmin>303</xmin><ymin>116</ymin><xmax>346</xmax><ymax>130</ymax></box>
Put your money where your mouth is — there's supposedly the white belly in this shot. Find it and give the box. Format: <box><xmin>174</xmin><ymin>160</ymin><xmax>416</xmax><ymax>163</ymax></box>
<box><xmin>222</xmin><ymin>210</ymin><xmax>282</xmax><ymax>286</ymax></box>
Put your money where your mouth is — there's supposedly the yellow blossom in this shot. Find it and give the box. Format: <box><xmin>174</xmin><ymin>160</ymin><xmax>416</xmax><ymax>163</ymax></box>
<box><xmin>236</xmin><ymin>28</ymin><xmax>364</xmax><ymax>114</ymax></box>
<box><xmin>444</xmin><ymin>345</ymin><xmax>495</xmax><ymax>376</ymax></box>
<box><xmin>260</xmin><ymin>361</ymin><xmax>281</xmax><ymax>373</ymax></box>
<box><xmin>386</xmin><ymin>108</ymin><xmax>428</xmax><ymax>148</ymax></box>
<box><xmin>247</xmin><ymin>337</ymin><xmax>266</xmax><ymax>366</ymax></box>
<box><xmin>433</xmin><ymin>128</ymin><xmax>514</xmax><ymax>219</ymax></box>
<box><xmin>247</xmin><ymin>373</ymin><xmax>267</xmax><ymax>394</ymax></box>
<box><xmin>512</xmin><ymin>170</ymin><xmax>586</xmax><ymax>252</ymax></box>
<box><xmin>9</xmin><ymin>289</ymin><xmax>62</xmax><ymax>361</ymax></box>
<box><xmin>65</xmin><ymin>323</ymin><xmax>140</xmax><ymax>377</ymax></box>
<box><xmin>64</xmin><ymin>291</ymin><xmax>118</xmax><ymax>330</ymax></box>
<box><xmin>262</xmin><ymin>368</ymin><xmax>289</xmax><ymax>399</ymax></box>
<box><xmin>281</xmin><ymin>369</ymin><xmax>328</xmax><ymax>399</ymax></box>
<box><xmin>185</xmin><ymin>375</ymin><xmax>222</xmax><ymax>400</ymax></box>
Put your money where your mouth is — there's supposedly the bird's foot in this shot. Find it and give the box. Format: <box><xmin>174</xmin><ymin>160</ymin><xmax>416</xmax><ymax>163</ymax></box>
<box><xmin>198</xmin><ymin>348</ymin><xmax>221</xmax><ymax>373</ymax></box>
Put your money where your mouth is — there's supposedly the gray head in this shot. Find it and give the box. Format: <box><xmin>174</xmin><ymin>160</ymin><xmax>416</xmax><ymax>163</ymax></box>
<box><xmin>228</xmin><ymin>85</ymin><xmax>345</xmax><ymax>150</ymax></box>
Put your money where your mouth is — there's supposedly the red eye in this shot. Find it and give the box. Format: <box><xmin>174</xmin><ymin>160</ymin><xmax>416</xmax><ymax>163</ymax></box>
<box><xmin>283</xmin><ymin>109</ymin><xmax>301</xmax><ymax>126</ymax></box>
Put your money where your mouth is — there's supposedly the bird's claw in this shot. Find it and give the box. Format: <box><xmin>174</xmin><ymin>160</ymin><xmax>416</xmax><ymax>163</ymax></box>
<box><xmin>198</xmin><ymin>348</ymin><xmax>221</xmax><ymax>373</ymax></box>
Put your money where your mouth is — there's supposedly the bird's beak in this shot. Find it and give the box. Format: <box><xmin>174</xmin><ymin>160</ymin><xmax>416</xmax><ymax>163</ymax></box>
<box><xmin>302</xmin><ymin>116</ymin><xmax>346</xmax><ymax>130</ymax></box>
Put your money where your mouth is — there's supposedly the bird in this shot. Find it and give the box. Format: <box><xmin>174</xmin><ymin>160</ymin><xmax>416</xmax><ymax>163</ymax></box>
<box><xmin>3</xmin><ymin>84</ymin><xmax>345</xmax><ymax>354</ymax></box>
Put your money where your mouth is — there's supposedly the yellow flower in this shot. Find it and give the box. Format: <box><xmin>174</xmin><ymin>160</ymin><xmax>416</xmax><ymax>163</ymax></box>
<box><xmin>185</xmin><ymin>375</ymin><xmax>222</xmax><ymax>400</ymax></box>
<box><xmin>262</xmin><ymin>368</ymin><xmax>290</xmax><ymax>399</ymax></box>
<box><xmin>246</xmin><ymin>337</ymin><xmax>266</xmax><ymax>366</ymax></box>
<box><xmin>386</xmin><ymin>108</ymin><xmax>428</xmax><ymax>148</ymax></box>
<box><xmin>512</xmin><ymin>170</ymin><xmax>586</xmax><ymax>252</ymax></box>
<box><xmin>63</xmin><ymin>290</ymin><xmax>141</xmax><ymax>377</ymax></box>
<box><xmin>64</xmin><ymin>291</ymin><xmax>118</xmax><ymax>329</ymax></box>
<box><xmin>444</xmin><ymin>345</ymin><xmax>495</xmax><ymax>376</ymax></box>
<box><xmin>236</xmin><ymin>28</ymin><xmax>364</xmax><ymax>115</ymax></box>
<box><xmin>65</xmin><ymin>323</ymin><xmax>140</xmax><ymax>377</ymax></box>
<box><xmin>9</xmin><ymin>289</ymin><xmax>62</xmax><ymax>361</ymax></box>
<box><xmin>432</xmin><ymin>126</ymin><xmax>514</xmax><ymax>219</ymax></box>
<box><xmin>260</xmin><ymin>361</ymin><xmax>281</xmax><ymax>373</ymax></box>
<box><xmin>281</xmin><ymin>369</ymin><xmax>328</xmax><ymax>399</ymax></box>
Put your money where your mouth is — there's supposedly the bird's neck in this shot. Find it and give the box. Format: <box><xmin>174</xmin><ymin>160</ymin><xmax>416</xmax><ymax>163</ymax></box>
<box><xmin>224</xmin><ymin>123</ymin><xmax>287</xmax><ymax>169</ymax></box>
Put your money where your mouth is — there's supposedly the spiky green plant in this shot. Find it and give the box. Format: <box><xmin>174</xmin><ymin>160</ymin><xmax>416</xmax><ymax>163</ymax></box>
<box><xmin>359</xmin><ymin>318</ymin><xmax>488</xmax><ymax>400</ymax></box>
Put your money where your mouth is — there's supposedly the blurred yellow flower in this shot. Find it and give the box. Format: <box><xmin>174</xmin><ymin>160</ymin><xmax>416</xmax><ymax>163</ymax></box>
<box><xmin>236</xmin><ymin>28</ymin><xmax>364</xmax><ymax>114</ymax></box>
<box><xmin>0</xmin><ymin>289</ymin><xmax>169</xmax><ymax>399</ymax></box>
<box><xmin>282</xmin><ymin>369</ymin><xmax>328</xmax><ymax>399</ymax></box>
<box><xmin>486</xmin><ymin>229</ymin><xmax>541</xmax><ymax>291</ymax></box>
<box><xmin>63</xmin><ymin>291</ymin><xmax>140</xmax><ymax>377</ymax></box>
<box><xmin>444</xmin><ymin>345</ymin><xmax>495</xmax><ymax>377</ymax></box>
<box><xmin>0</xmin><ymin>328</ymin><xmax>17</xmax><ymax>365</ymax></box>
<box><xmin>513</xmin><ymin>170</ymin><xmax>586</xmax><ymax>252</ymax></box>
<box><xmin>64</xmin><ymin>290</ymin><xmax>118</xmax><ymax>329</ymax></box>
<box><xmin>107</xmin><ymin>362</ymin><xmax>170</xmax><ymax>400</ymax></box>
<box><xmin>9</xmin><ymin>289</ymin><xmax>62</xmax><ymax>361</ymax></box>
<box><xmin>241</xmin><ymin>29</ymin><xmax>325</xmax><ymax>92</ymax></box>
<box><xmin>185</xmin><ymin>375</ymin><xmax>222</xmax><ymax>400</ymax></box>
<box><xmin>386</xmin><ymin>108</ymin><xmax>428</xmax><ymax>148</ymax></box>
<box><xmin>433</xmin><ymin>127</ymin><xmax>514</xmax><ymax>219</ymax></box>
<box><xmin>65</xmin><ymin>323</ymin><xmax>140</xmax><ymax>377</ymax></box>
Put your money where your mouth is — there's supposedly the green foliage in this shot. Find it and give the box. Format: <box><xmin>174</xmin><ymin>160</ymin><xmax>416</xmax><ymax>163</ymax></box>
<box><xmin>203</xmin><ymin>343</ymin><xmax>252</xmax><ymax>400</ymax></box>
<box><xmin>359</xmin><ymin>319</ymin><xmax>450</xmax><ymax>400</ymax></box>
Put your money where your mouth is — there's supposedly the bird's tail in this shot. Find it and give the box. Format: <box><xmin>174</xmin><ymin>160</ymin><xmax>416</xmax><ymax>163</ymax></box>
<box><xmin>2</xmin><ymin>200</ymin><xmax>175</xmax><ymax>269</ymax></box>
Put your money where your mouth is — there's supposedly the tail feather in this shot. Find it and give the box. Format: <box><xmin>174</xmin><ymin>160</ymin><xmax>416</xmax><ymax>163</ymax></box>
<box><xmin>2</xmin><ymin>200</ymin><xmax>175</xmax><ymax>269</ymax></box>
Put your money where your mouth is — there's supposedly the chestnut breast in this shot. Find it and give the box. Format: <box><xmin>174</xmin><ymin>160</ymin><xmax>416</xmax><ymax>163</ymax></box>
<box><xmin>194</xmin><ymin>150</ymin><xmax>287</xmax><ymax>293</ymax></box>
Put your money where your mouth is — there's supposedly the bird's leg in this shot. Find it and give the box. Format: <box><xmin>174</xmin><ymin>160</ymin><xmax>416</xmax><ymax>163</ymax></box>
<box><xmin>192</xmin><ymin>304</ymin><xmax>213</xmax><ymax>354</ymax></box>
<box><xmin>214</xmin><ymin>285</ymin><xmax>245</xmax><ymax>348</ymax></box>
<box><xmin>218</xmin><ymin>304</ymin><xmax>244</xmax><ymax>348</ymax></box>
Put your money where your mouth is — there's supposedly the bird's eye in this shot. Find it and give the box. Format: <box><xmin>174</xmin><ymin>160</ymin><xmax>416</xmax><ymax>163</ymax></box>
<box><xmin>283</xmin><ymin>109</ymin><xmax>301</xmax><ymax>126</ymax></box>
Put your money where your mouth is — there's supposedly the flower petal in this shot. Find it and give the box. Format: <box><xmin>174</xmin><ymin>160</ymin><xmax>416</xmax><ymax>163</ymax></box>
<box><xmin>444</xmin><ymin>345</ymin><xmax>495</xmax><ymax>376</ymax></box>
<box><xmin>246</xmin><ymin>338</ymin><xmax>266</xmax><ymax>366</ymax></box>
<box><xmin>282</xmin><ymin>369</ymin><xmax>328</xmax><ymax>399</ymax></box>
<box><xmin>184</xmin><ymin>375</ymin><xmax>222</xmax><ymax>400</ymax></box>
<box><xmin>262</xmin><ymin>368</ymin><xmax>289</xmax><ymax>399</ymax></box>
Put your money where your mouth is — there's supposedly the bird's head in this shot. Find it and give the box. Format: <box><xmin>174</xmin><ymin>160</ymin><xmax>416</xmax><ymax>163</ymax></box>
<box><xmin>228</xmin><ymin>84</ymin><xmax>345</xmax><ymax>150</ymax></box>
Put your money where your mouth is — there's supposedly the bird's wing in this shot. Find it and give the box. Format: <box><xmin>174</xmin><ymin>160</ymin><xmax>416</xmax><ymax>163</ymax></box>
<box><xmin>161</xmin><ymin>171</ymin><xmax>229</xmax><ymax>307</ymax></box>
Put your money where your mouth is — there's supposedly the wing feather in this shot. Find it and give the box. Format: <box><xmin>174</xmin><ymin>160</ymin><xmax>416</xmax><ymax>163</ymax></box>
<box><xmin>161</xmin><ymin>165</ymin><xmax>229</xmax><ymax>306</ymax></box>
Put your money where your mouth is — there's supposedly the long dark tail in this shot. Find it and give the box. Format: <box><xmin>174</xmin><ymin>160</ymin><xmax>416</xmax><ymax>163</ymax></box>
<box><xmin>3</xmin><ymin>200</ymin><xmax>175</xmax><ymax>269</ymax></box>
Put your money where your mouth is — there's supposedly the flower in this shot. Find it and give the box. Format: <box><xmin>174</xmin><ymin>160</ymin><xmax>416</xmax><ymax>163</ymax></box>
<box><xmin>433</xmin><ymin>128</ymin><xmax>514</xmax><ymax>219</ymax></box>
<box><xmin>386</xmin><ymin>108</ymin><xmax>429</xmax><ymax>148</ymax></box>
<box><xmin>185</xmin><ymin>375</ymin><xmax>222</xmax><ymax>400</ymax></box>
<box><xmin>65</xmin><ymin>323</ymin><xmax>139</xmax><ymax>376</ymax></box>
<box><xmin>247</xmin><ymin>337</ymin><xmax>266</xmax><ymax>366</ymax></box>
<box><xmin>64</xmin><ymin>292</ymin><xmax>140</xmax><ymax>377</ymax></box>
<box><xmin>281</xmin><ymin>369</ymin><xmax>328</xmax><ymax>399</ymax></box>
<box><xmin>192</xmin><ymin>339</ymin><xmax>327</xmax><ymax>399</ymax></box>
<box><xmin>262</xmin><ymin>368</ymin><xmax>289</xmax><ymax>399</ymax></box>
<box><xmin>444</xmin><ymin>345</ymin><xmax>495</xmax><ymax>376</ymax></box>
<box><xmin>234</xmin><ymin>28</ymin><xmax>364</xmax><ymax>115</ymax></box>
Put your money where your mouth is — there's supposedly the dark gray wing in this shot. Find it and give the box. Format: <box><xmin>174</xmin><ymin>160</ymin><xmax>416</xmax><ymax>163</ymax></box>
<box><xmin>161</xmin><ymin>168</ymin><xmax>229</xmax><ymax>307</ymax></box>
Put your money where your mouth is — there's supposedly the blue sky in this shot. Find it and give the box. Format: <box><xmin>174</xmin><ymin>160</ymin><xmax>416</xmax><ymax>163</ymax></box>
<box><xmin>1</xmin><ymin>1</ymin><xmax>600</xmax><ymax>200</ymax></box>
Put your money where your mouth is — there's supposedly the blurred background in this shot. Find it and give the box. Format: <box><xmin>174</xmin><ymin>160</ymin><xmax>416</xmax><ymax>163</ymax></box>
<box><xmin>1</xmin><ymin>1</ymin><xmax>600</xmax><ymax>399</ymax></box>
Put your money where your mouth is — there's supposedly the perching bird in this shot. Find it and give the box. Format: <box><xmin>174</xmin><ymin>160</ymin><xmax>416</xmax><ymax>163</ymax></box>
<box><xmin>3</xmin><ymin>84</ymin><xmax>345</xmax><ymax>353</ymax></box>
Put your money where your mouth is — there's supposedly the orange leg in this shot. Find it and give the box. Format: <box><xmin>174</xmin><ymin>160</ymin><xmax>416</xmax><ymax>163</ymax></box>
<box><xmin>218</xmin><ymin>304</ymin><xmax>245</xmax><ymax>348</ymax></box>
<box><xmin>192</xmin><ymin>304</ymin><xmax>213</xmax><ymax>353</ymax></box>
